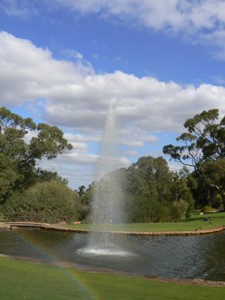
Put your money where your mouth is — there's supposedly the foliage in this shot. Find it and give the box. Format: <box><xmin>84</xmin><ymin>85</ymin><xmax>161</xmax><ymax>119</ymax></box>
<box><xmin>197</xmin><ymin>158</ymin><xmax>225</xmax><ymax>208</ymax></box>
<box><xmin>201</xmin><ymin>205</ymin><xmax>213</xmax><ymax>213</ymax></box>
<box><xmin>125</xmin><ymin>156</ymin><xmax>191</xmax><ymax>222</ymax></box>
<box><xmin>84</xmin><ymin>156</ymin><xmax>192</xmax><ymax>223</ymax></box>
<box><xmin>163</xmin><ymin>108</ymin><xmax>225</xmax><ymax>209</ymax></box>
<box><xmin>0</xmin><ymin>106</ymin><xmax>72</xmax><ymax>203</ymax></box>
<box><xmin>0</xmin><ymin>154</ymin><xmax>19</xmax><ymax>204</ymax></box>
<box><xmin>126</xmin><ymin>156</ymin><xmax>173</xmax><ymax>199</ymax></box>
<box><xmin>3</xmin><ymin>107</ymin><xmax>225</xmax><ymax>223</ymax></box>
<box><xmin>75</xmin><ymin>185</ymin><xmax>92</xmax><ymax>221</ymax></box>
<box><xmin>128</xmin><ymin>196</ymin><xmax>171</xmax><ymax>222</ymax></box>
<box><xmin>163</xmin><ymin>109</ymin><xmax>225</xmax><ymax>168</ymax></box>
<box><xmin>3</xmin><ymin>181</ymin><xmax>79</xmax><ymax>223</ymax></box>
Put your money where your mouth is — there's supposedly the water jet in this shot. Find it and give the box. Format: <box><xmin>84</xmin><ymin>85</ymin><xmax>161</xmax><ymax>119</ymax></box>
<box><xmin>79</xmin><ymin>102</ymin><xmax>129</xmax><ymax>257</ymax></box>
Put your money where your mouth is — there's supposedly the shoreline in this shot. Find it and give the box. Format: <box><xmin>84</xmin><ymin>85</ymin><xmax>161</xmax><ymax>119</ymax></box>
<box><xmin>1</xmin><ymin>222</ymin><xmax>225</xmax><ymax>286</ymax></box>
<box><xmin>0</xmin><ymin>221</ymin><xmax>225</xmax><ymax>236</ymax></box>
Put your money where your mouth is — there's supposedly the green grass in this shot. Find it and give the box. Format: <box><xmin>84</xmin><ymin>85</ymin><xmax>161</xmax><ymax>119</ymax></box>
<box><xmin>68</xmin><ymin>211</ymin><xmax>225</xmax><ymax>233</ymax></box>
<box><xmin>0</xmin><ymin>256</ymin><xmax>225</xmax><ymax>300</ymax></box>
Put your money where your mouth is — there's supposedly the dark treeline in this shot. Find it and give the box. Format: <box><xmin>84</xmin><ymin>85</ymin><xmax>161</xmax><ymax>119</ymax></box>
<box><xmin>1</xmin><ymin>107</ymin><xmax>225</xmax><ymax>223</ymax></box>
<box><xmin>79</xmin><ymin>156</ymin><xmax>193</xmax><ymax>223</ymax></box>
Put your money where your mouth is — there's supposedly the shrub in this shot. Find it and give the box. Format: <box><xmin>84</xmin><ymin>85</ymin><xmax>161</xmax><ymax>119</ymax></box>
<box><xmin>4</xmin><ymin>181</ymin><xmax>79</xmax><ymax>223</ymax></box>
<box><xmin>201</xmin><ymin>205</ymin><xmax>213</xmax><ymax>213</ymax></box>
<box><xmin>170</xmin><ymin>200</ymin><xmax>189</xmax><ymax>221</ymax></box>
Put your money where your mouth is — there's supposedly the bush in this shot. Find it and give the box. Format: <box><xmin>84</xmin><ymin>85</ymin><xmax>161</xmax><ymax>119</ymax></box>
<box><xmin>4</xmin><ymin>181</ymin><xmax>79</xmax><ymax>223</ymax></box>
<box><xmin>170</xmin><ymin>200</ymin><xmax>189</xmax><ymax>221</ymax></box>
<box><xmin>201</xmin><ymin>205</ymin><xmax>213</xmax><ymax>213</ymax></box>
<box><xmin>127</xmin><ymin>195</ymin><xmax>181</xmax><ymax>223</ymax></box>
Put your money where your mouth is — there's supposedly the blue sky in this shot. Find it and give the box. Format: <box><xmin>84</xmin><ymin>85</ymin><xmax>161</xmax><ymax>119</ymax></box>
<box><xmin>1</xmin><ymin>0</ymin><xmax>225</xmax><ymax>188</ymax></box>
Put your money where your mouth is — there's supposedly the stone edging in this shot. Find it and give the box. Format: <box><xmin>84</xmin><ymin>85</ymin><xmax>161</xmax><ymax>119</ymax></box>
<box><xmin>0</xmin><ymin>222</ymin><xmax>225</xmax><ymax>236</ymax></box>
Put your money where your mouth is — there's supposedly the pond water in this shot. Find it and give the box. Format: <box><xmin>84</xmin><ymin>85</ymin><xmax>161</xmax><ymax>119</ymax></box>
<box><xmin>0</xmin><ymin>228</ymin><xmax>225</xmax><ymax>281</ymax></box>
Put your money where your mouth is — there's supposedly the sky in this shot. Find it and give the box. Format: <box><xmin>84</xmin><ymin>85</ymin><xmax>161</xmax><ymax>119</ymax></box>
<box><xmin>1</xmin><ymin>0</ymin><xmax>225</xmax><ymax>189</ymax></box>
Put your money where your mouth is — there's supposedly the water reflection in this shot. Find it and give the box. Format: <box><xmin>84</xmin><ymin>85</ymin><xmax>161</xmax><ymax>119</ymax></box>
<box><xmin>0</xmin><ymin>228</ymin><xmax>225</xmax><ymax>281</ymax></box>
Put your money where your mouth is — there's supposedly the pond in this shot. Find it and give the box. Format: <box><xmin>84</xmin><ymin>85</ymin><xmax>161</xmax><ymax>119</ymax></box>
<box><xmin>0</xmin><ymin>228</ymin><xmax>225</xmax><ymax>281</ymax></box>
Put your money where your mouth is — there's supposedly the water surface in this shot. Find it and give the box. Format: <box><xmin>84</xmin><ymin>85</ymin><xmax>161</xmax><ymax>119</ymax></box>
<box><xmin>0</xmin><ymin>228</ymin><xmax>225</xmax><ymax>281</ymax></box>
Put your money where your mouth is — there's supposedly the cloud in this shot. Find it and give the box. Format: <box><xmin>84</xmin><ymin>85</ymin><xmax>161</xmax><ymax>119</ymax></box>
<box><xmin>0</xmin><ymin>0</ymin><xmax>38</xmax><ymax>18</ymax></box>
<box><xmin>53</xmin><ymin>1</ymin><xmax>225</xmax><ymax>34</ymax></box>
<box><xmin>3</xmin><ymin>1</ymin><xmax>225</xmax><ymax>57</ymax></box>
<box><xmin>15</xmin><ymin>0</ymin><xmax>225</xmax><ymax>59</ymax></box>
<box><xmin>3</xmin><ymin>1</ymin><xmax>225</xmax><ymax>58</ymax></box>
<box><xmin>64</xmin><ymin>133</ymin><xmax>100</xmax><ymax>143</ymax></box>
<box><xmin>62</xmin><ymin>49</ymin><xmax>83</xmax><ymax>60</ymax></box>
<box><xmin>2</xmin><ymin>31</ymin><xmax>225</xmax><ymax>187</ymax></box>
<box><xmin>1</xmin><ymin>31</ymin><xmax>225</xmax><ymax>137</ymax></box>
<box><xmin>0</xmin><ymin>31</ymin><xmax>90</xmax><ymax>105</ymax></box>
<box><xmin>124</xmin><ymin>150</ymin><xmax>138</xmax><ymax>157</ymax></box>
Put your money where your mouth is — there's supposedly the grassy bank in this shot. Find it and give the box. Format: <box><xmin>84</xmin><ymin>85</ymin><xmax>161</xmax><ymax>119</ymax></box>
<box><xmin>0</xmin><ymin>256</ymin><xmax>225</xmax><ymax>300</ymax></box>
<box><xmin>68</xmin><ymin>211</ymin><xmax>225</xmax><ymax>233</ymax></box>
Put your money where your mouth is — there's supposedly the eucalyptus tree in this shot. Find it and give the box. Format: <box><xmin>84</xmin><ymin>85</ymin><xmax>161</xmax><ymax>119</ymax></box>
<box><xmin>163</xmin><ymin>109</ymin><xmax>225</xmax><ymax>168</ymax></box>
<box><xmin>0</xmin><ymin>106</ymin><xmax>72</xmax><ymax>203</ymax></box>
<box><xmin>125</xmin><ymin>156</ymin><xmax>191</xmax><ymax>222</ymax></box>
<box><xmin>163</xmin><ymin>109</ymin><xmax>225</xmax><ymax>208</ymax></box>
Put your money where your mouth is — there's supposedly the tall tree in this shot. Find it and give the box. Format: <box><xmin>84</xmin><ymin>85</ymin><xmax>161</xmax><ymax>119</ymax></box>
<box><xmin>125</xmin><ymin>156</ymin><xmax>191</xmax><ymax>222</ymax></box>
<box><xmin>163</xmin><ymin>109</ymin><xmax>225</xmax><ymax>208</ymax></box>
<box><xmin>0</xmin><ymin>106</ymin><xmax>72</xmax><ymax>202</ymax></box>
<box><xmin>163</xmin><ymin>109</ymin><xmax>225</xmax><ymax>170</ymax></box>
<box><xmin>127</xmin><ymin>156</ymin><xmax>173</xmax><ymax>200</ymax></box>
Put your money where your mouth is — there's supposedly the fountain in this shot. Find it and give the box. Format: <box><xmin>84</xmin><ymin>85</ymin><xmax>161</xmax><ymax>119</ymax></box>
<box><xmin>78</xmin><ymin>102</ymin><xmax>131</xmax><ymax>257</ymax></box>
<box><xmin>1</xmin><ymin>107</ymin><xmax>225</xmax><ymax>282</ymax></box>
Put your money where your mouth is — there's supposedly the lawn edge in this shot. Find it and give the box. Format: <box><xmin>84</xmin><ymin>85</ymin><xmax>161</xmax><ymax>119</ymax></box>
<box><xmin>1</xmin><ymin>221</ymin><xmax>225</xmax><ymax>236</ymax></box>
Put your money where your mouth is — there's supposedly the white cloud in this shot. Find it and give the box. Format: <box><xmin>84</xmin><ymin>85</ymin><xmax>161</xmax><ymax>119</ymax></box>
<box><xmin>1</xmin><ymin>31</ymin><xmax>225</xmax><ymax>135</ymax></box>
<box><xmin>3</xmin><ymin>1</ymin><xmax>225</xmax><ymax>57</ymax></box>
<box><xmin>45</xmin><ymin>0</ymin><xmax>225</xmax><ymax>59</ymax></box>
<box><xmin>55</xmin><ymin>0</ymin><xmax>225</xmax><ymax>31</ymax></box>
<box><xmin>62</xmin><ymin>49</ymin><xmax>83</xmax><ymax>60</ymax></box>
<box><xmin>124</xmin><ymin>150</ymin><xmax>138</xmax><ymax>157</ymax></box>
<box><xmin>0</xmin><ymin>0</ymin><xmax>37</xmax><ymax>18</ymax></box>
<box><xmin>2</xmin><ymin>31</ymin><xmax>225</xmax><ymax>187</ymax></box>
<box><xmin>64</xmin><ymin>133</ymin><xmax>100</xmax><ymax>143</ymax></box>
<box><xmin>0</xmin><ymin>31</ymin><xmax>89</xmax><ymax>105</ymax></box>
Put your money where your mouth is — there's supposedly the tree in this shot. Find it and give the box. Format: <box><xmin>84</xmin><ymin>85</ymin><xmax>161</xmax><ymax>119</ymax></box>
<box><xmin>75</xmin><ymin>185</ymin><xmax>91</xmax><ymax>221</ymax></box>
<box><xmin>170</xmin><ymin>167</ymin><xmax>194</xmax><ymax>204</ymax></box>
<box><xmin>125</xmin><ymin>156</ymin><xmax>189</xmax><ymax>222</ymax></box>
<box><xmin>163</xmin><ymin>109</ymin><xmax>225</xmax><ymax>170</ymax></box>
<box><xmin>197</xmin><ymin>159</ymin><xmax>225</xmax><ymax>209</ymax></box>
<box><xmin>3</xmin><ymin>181</ymin><xmax>79</xmax><ymax>223</ymax></box>
<box><xmin>170</xmin><ymin>167</ymin><xmax>194</xmax><ymax>218</ymax></box>
<box><xmin>127</xmin><ymin>156</ymin><xmax>173</xmax><ymax>200</ymax></box>
<box><xmin>0</xmin><ymin>154</ymin><xmax>18</xmax><ymax>204</ymax></box>
<box><xmin>75</xmin><ymin>156</ymin><xmax>191</xmax><ymax>223</ymax></box>
<box><xmin>0</xmin><ymin>106</ymin><xmax>72</xmax><ymax>202</ymax></box>
<box><xmin>163</xmin><ymin>109</ymin><xmax>225</xmax><ymax>208</ymax></box>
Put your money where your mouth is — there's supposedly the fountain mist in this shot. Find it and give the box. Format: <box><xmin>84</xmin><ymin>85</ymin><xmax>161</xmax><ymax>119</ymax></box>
<box><xmin>80</xmin><ymin>102</ymin><xmax>130</xmax><ymax>256</ymax></box>
<box><xmin>91</xmin><ymin>102</ymin><xmax>124</xmax><ymax>227</ymax></box>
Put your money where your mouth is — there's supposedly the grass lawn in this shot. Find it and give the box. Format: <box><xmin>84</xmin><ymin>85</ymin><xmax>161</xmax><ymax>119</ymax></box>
<box><xmin>68</xmin><ymin>211</ymin><xmax>225</xmax><ymax>233</ymax></box>
<box><xmin>0</xmin><ymin>256</ymin><xmax>225</xmax><ymax>300</ymax></box>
